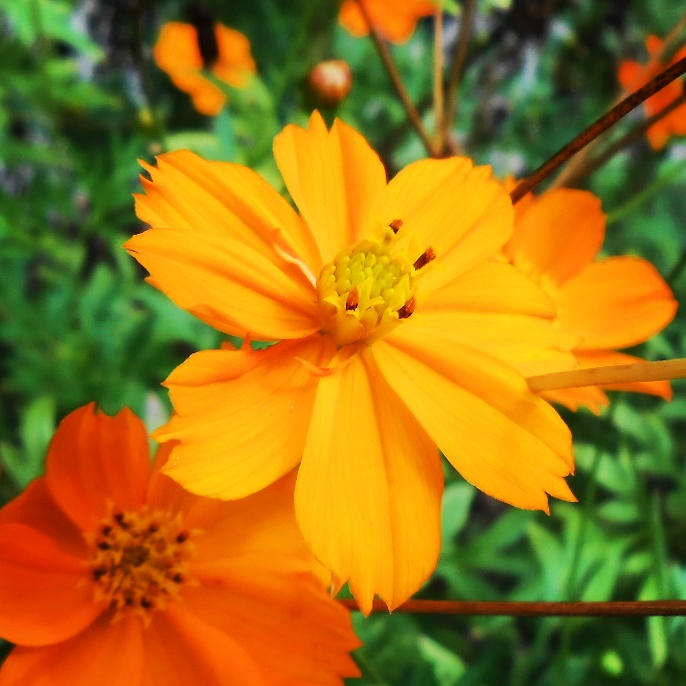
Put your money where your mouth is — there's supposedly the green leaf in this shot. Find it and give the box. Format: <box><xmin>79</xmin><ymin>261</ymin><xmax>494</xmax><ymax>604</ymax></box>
<box><xmin>416</xmin><ymin>635</ymin><xmax>466</xmax><ymax>685</ymax></box>
<box><xmin>441</xmin><ymin>482</ymin><xmax>475</xmax><ymax>547</ymax></box>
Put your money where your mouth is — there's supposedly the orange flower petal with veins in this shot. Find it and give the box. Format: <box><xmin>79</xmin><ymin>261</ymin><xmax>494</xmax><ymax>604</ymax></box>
<box><xmin>339</xmin><ymin>0</ymin><xmax>437</xmax><ymax>43</ymax></box>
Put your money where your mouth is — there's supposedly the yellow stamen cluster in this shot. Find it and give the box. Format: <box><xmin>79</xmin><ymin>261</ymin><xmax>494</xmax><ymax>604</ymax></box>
<box><xmin>317</xmin><ymin>238</ymin><xmax>415</xmax><ymax>346</ymax></box>
<box><xmin>88</xmin><ymin>506</ymin><xmax>195</xmax><ymax>622</ymax></box>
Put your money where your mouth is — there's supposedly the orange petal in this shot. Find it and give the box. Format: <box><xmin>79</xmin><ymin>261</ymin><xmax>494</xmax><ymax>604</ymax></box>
<box><xmin>540</xmin><ymin>386</ymin><xmax>609</xmax><ymax>416</ymax></box>
<box><xmin>339</xmin><ymin>0</ymin><xmax>436</xmax><ymax>43</ymax></box>
<box><xmin>506</xmin><ymin>188</ymin><xmax>605</xmax><ymax>286</ymax></box>
<box><xmin>0</xmin><ymin>523</ymin><xmax>102</xmax><ymax>646</ymax></box>
<box><xmin>0</xmin><ymin>477</ymin><xmax>87</xmax><ymax>559</ymax></box>
<box><xmin>574</xmin><ymin>350</ymin><xmax>673</xmax><ymax>400</ymax></box>
<box><xmin>376</xmin><ymin>158</ymin><xmax>514</xmax><ymax>294</ymax></box>
<box><xmin>556</xmin><ymin>256</ymin><xmax>677</xmax><ymax>350</ymax></box>
<box><xmin>126</xmin><ymin>227</ymin><xmax>319</xmax><ymax>340</ymax></box>
<box><xmin>157</xmin><ymin>338</ymin><xmax>328</xmax><ymax>499</ymax></box>
<box><xmin>618</xmin><ymin>59</ymin><xmax>644</xmax><ymax>92</ymax></box>
<box><xmin>0</xmin><ymin>614</ymin><xmax>142</xmax><ymax>686</ymax></box>
<box><xmin>142</xmin><ymin>605</ymin><xmax>264</xmax><ymax>686</ymax></box>
<box><xmin>212</xmin><ymin>24</ymin><xmax>256</xmax><ymax>88</ymax></box>
<box><xmin>273</xmin><ymin>111</ymin><xmax>387</xmax><ymax>263</ymax></box>
<box><xmin>373</xmin><ymin>326</ymin><xmax>576</xmax><ymax>512</ymax></box>
<box><xmin>133</xmin><ymin>149</ymin><xmax>320</xmax><ymax>271</ymax></box>
<box><xmin>295</xmin><ymin>353</ymin><xmax>443</xmax><ymax>614</ymax></box>
<box><xmin>45</xmin><ymin>404</ymin><xmax>150</xmax><ymax>533</ymax></box>
<box><xmin>181</xmin><ymin>579</ymin><xmax>359</xmax><ymax>685</ymax></box>
<box><xmin>424</xmin><ymin>259</ymin><xmax>556</xmax><ymax>317</ymax></box>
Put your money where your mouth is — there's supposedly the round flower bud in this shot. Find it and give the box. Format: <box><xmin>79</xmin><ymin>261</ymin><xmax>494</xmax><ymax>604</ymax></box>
<box><xmin>307</xmin><ymin>59</ymin><xmax>352</xmax><ymax>107</ymax></box>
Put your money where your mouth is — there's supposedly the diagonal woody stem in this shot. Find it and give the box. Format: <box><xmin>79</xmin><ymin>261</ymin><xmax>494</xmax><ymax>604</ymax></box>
<box><xmin>340</xmin><ymin>598</ymin><xmax>686</xmax><ymax>616</ymax></box>
<box><xmin>510</xmin><ymin>56</ymin><xmax>686</xmax><ymax>203</ymax></box>
<box><xmin>355</xmin><ymin>0</ymin><xmax>437</xmax><ymax>156</ymax></box>
<box><xmin>527</xmin><ymin>358</ymin><xmax>686</xmax><ymax>393</ymax></box>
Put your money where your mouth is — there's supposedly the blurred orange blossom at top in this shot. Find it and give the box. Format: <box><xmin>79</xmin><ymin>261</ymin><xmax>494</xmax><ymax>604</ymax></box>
<box><xmin>0</xmin><ymin>404</ymin><xmax>359</xmax><ymax>685</ymax></box>
<box><xmin>125</xmin><ymin>111</ymin><xmax>577</xmax><ymax>613</ymax></box>
<box><xmin>154</xmin><ymin>21</ymin><xmax>256</xmax><ymax>116</ymax></box>
<box><xmin>618</xmin><ymin>35</ymin><xmax>686</xmax><ymax>149</ymax></box>
<box><xmin>505</xmin><ymin>188</ymin><xmax>677</xmax><ymax>414</ymax></box>
<box><xmin>339</xmin><ymin>0</ymin><xmax>436</xmax><ymax>44</ymax></box>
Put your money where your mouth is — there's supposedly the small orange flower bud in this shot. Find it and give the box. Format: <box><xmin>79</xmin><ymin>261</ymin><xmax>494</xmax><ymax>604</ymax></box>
<box><xmin>308</xmin><ymin>59</ymin><xmax>352</xmax><ymax>107</ymax></box>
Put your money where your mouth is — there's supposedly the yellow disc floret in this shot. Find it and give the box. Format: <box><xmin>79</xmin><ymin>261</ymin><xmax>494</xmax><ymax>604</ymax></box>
<box><xmin>317</xmin><ymin>238</ymin><xmax>416</xmax><ymax>346</ymax></box>
<box><xmin>88</xmin><ymin>506</ymin><xmax>196</xmax><ymax>622</ymax></box>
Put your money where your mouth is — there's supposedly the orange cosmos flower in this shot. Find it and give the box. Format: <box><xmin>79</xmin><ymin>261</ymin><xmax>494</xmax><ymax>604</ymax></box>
<box><xmin>505</xmin><ymin>188</ymin><xmax>677</xmax><ymax>414</ymax></box>
<box><xmin>125</xmin><ymin>111</ymin><xmax>576</xmax><ymax>613</ymax></box>
<box><xmin>154</xmin><ymin>21</ymin><xmax>256</xmax><ymax>116</ymax></box>
<box><xmin>339</xmin><ymin>0</ymin><xmax>436</xmax><ymax>43</ymax></box>
<box><xmin>0</xmin><ymin>403</ymin><xmax>359</xmax><ymax>685</ymax></box>
<box><xmin>618</xmin><ymin>35</ymin><xmax>686</xmax><ymax>149</ymax></box>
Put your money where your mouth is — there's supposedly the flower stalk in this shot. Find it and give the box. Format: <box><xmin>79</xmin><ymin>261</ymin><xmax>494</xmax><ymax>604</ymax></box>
<box><xmin>527</xmin><ymin>358</ymin><xmax>686</xmax><ymax>393</ymax></box>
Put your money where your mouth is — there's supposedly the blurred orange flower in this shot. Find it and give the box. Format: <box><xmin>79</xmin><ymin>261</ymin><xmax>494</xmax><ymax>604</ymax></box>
<box><xmin>505</xmin><ymin>188</ymin><xmax>677</xmax><ymax>414</ymax></box>
<box><xmin>154</xmin><ymin>21</ymin><xmax>256</xmax><ymax>116</ymax></box>
<box><xmin>339</xmin><ymin>0</ymin><xmax>436</xmax><ymax>43</ymax></box>
<box><xmin>126</xmin><ymin>112</ymin><xmax>577</xmax><ymax>613</ymax></box>
<box><xmin>0</xmin><ymin>404</ymin><xmax>359</xmax><ymax>685</ymax></box>
<box><xmin>618</xmin><ymin>35</ymin><xmax>686</xmax><ymax>149</ymax></box>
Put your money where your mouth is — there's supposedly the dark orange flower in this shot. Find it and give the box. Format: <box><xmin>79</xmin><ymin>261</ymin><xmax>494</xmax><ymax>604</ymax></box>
<box><xmin>505</xmin><ymin>188</ymin><xmax>677</xmax><ymax>414</ymax></box>
<box><xmin>154</xmin><ymin>21</ymin><xmax>256</xmax><ymax>116</ymax></box>
<box><xmin>618</xmin><ymin>35</ymin><xmax>686</xmax><ymax>149</ymax></box>
<box><xmin>339</xmin><ymin>0</ymin><xmax>436</xmax><ymax>44</ymax></box>
<box><xmin>0</xmin><ymin>404</ymin><xmax>359</xmax><ymax>685</ymax></box>
<box><xmin>126</xmin><ymin>112</ymin><xmax>577</xmax><ymax>613</ymax></box>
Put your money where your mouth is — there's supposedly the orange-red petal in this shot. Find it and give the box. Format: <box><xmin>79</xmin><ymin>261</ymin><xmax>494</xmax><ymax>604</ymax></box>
<box><xmin>0</xmin><ymin>523</ymin><xmax>102</xmax><ymax>646</ymax></box>
<box><xmin>505</xmin><ymin>188</ymin><xmax>605</xmax><ymax>287</ymax></box>
<box><xmin>0</xmin><ymin>477</ymin><xmax>87</xmax><ymax>559</ymax></box>
<box><xmin>339</xmin><ymin>0</ymin><xmax>436</xmax><ymax>43</ymax></box>
<box><xmin>156</xmin><ymin>338</ymin><xmax>328</xmax><ymax>499</ymax></box>
<box><xmin>373</xmin><ymin>326</ymin><xmax>576</xmax><ymax>512</ymax></box>
<box><xmin>45</xmin><ymin>404</ymin><xmax>150</xmax><ymax>533</ymax></box>
<box><xmin>0</xmin><ymin>614</ymin><xmax>142</xmax><ymax>686</ymax></box>
<box><xmin>295</xmin><ymin>353</ymin><xmax>443</xmax><ymax>614</ymax></box>
<box><xmin>273</xmin><ymin>111</ymin><xmax>387</xmax><ymax>264</ymax></box>
<box><xmin>181</xmin><ymin>579</ymin><xmax>359</xmax><ymax>686</ymax></box>
<box><xmin>141</xmin><ymin>605</ymin><xmax>264</xmax><ymax>686</ymax></box>
<box><xmin>376</xmin><ymin>158</ymin><xmax>514</xmax><ymax>294</ymax></box>
<box><xmin>556</xmin><ymin>256</ymin><xmax>677</xmax><ymax>350</ymax></box>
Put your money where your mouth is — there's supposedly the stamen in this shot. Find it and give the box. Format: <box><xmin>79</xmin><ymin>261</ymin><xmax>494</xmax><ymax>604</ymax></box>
<box><xmin>397</xmin><ymin>297</ymin><xmax>416</xmax><ymax>319</ymax></box>
<box><xmin>413</xmin><ymin>247</ymin><xmax>436</xmax><ymax>270</ymax></box>
<box><xmin>345</xmin><ymin>288</ymin><xmax>359</xmax><ymax>311</ymax></box>
<box><xmin>389</xmin><ymin>218</ymin><xmax>403</xmax><ymax>233</ymax></box>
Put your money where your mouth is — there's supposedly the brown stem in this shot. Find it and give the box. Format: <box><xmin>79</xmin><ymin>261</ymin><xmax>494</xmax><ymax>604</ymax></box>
<box><xmin>527</xmin><ymin>358</ymin><xmax>686</xmax><ymax>393</ymax></box>
<box><xmin>561</xmin><ymin>91</ymin><xmax>686</xmax><ymax>186</ymax></box>
<box><xmin>355</xmin><ymin>0</ymin><xmax>437</xmax><ymax>156</ymax></box>
<box><xmin>510</xmin><ymin>56</ymin><xmax>686</xmax><ymax>203</ymax></box>
<box><xmin>443</xmin><ymin>0</ymin><xmax>477</xmax><ymax>147</ymax></box>
<box><xmin>433</xmin><ymin>7</ymin><xmax>445</xmax><ymax>152</ymax></box>
<box><xmin>340</xmin><ymin>598</ymin><xmax>686</xmax><ymax>616</ymax></box>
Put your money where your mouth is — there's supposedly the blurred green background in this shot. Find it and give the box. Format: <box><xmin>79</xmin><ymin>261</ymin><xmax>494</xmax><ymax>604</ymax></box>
<box><xmin>1</xmin><ymin>0</ymin><xmax>686</xmax><ymax>683</ymax></box>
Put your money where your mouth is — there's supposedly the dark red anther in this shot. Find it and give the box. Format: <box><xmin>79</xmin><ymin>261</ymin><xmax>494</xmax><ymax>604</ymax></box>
<box><xmin>397</xmin><ymin>297</ymin><xmax>416</xmax><ymax>319</ymax></box>
<box><xmin>176</xmin><ymin>531</ymin><xmax>189</xmax><ymax>544</ymax></box>
<box><xmin>413</xmin><ymin>247</ymin><xmax>436</xmax><ymax>270</ymax></box>
<box><xmin>389</xmin><ymin>218</ymin><xmax>403</xmax><ymax>233</ymax></box>
<box><xmin>345</xmin><ymin>288</ymin><xmax>359</xmax><ymax>311</ymax></box>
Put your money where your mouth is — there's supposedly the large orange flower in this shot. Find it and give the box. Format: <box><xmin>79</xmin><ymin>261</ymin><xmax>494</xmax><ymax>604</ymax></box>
<box><xmin>0</xmin><ymin>404</ymin><xmax>359</xmax><ymax>685</ymax></box>
<box><xmin>618</xmin><ymin>35</ymin><xmax>686</xmax><ymax>149</ymax></box>
<box><xmin>339</xmin><ymin>0</ymin><xmax>436</xmax><ymax>43</ymax></box>
<box><xmin>154</xmin><ymin>21</ymin><xmax>256</xmax><ymax>116</ymax></box>
<box><xmin>505</xmin><ymin>188</ymin><xmax>677</xmax><ymax>414</ymax></box>
<box><xmin>125</xmin><ymin>111</ymin><xmax>576</xmax><ymax>613</ymax></box>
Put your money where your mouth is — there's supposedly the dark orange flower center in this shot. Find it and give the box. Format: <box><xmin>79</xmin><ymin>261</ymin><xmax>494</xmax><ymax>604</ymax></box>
<box><xmin>316</xmin><ymin>222</ymin><xmax>434</xmax><ymax>346</ymax></box>
<box><xmin>88</xmin><ymin>506</ymin><xmax>195</xmax><ymax>621</ymax></box>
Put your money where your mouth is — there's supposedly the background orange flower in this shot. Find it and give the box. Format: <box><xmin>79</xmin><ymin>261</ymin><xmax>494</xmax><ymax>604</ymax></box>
<box><xmin>618</xmin><ymin>35</ymin><xmax>686</xmax><ymax>149</ymax></box>
<box><xmin>0</xmin><ymin>404</ymin><xmax>359</xmax><ymax>685</ymax></box>
<box><xmin>154</xmin><ymin>21</ymin><xmax>256</xmax><ymax>116</ymax></box>
<box><xmin>505</xmin><ymin>188</ymin><xmax>677</xmax><ymax>413</ymax></box>
<box><xmin>339</xmin><ymin>0</ymin><xmax>436</xmax><ymax>43</ymax></box>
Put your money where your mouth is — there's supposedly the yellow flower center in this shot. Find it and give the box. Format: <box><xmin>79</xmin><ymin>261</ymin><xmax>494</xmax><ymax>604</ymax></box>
<box><xmin>317</xmin><ymin>224</ymin><xmax>433</xmax><ymax>346</ymax></box>
<box><xmin>88</xmin><ymin>506</ymin><xmax>195</xmax><ymax>622</ymax></box>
